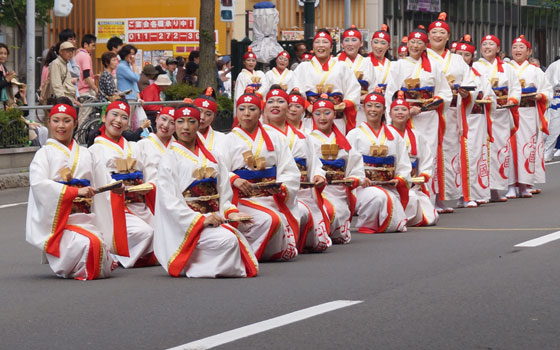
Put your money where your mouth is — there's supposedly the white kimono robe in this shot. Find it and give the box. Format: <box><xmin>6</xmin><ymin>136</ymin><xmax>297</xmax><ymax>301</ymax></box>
<box><xmin>26</xmin><ymin>139</ymin><xmax>115</xmax><ymax>279</ymax></box>
<box><xmin>307</xmin><ymin>129</ymin><xmax>364</xmax><ymax>243</ymax></box>
<box><xmin>369</xmin><ymin>55</ymin><xmax>392</xmax><ymax>93</ymax></box>
<box><xmin>472</xmin><ymin>58</ymin><xmax>521</xmax><ymax>190</ymax></box>
<box><xmin>293</xmin><ymin>56</ymin><xmax>362</xmax><ymax>133</ymax></box>
<box><xmin>346</xmin><ymin>123</ymin><xmax>410</xmax><ymax>233</ymax></box>
<box><xmin>264</xmin><ymin>124</ymin><xmax>332</xmax><ymax>252</ymax></box>
<box><xmin>135</xmin><ymin>133</ymin><xmax>172</xmax><ymax>184</ymax></box>
<box><xmin>258</xmin><ymin>67</ymin><xmax>295</xmax><ymax>96</ymax></box>
<box><xmin>337</xmin><ymin>53</ymin><xmax>377</xmax><ymax>126</ymax></box>
<box><xmin>234</xmin><ymin>68</ymin><xmax>266</xmax><ymax>104</ymax></box>
<box><xmin>544</xmin><ymin>60</ymin><xmax>560</xmax><ymax>158</ymax></box>
<box><xmin>198</xmin><ymin>126</ymin><xmax>227</xmax><ymax>156</ymax></box>
<box><xmin>427</xmin><ymin>49</ymin><xmax>476</xmax><ymax>200</ymax></box>
<box><xmin>222</xmin><ymin>126</ymin><xmax>300</xmax><ymax>261</ymax></box>
<box><xmin>153</xmin><ymin>142</ymin><xmax>259</xmax><ymax>278</ymax></box>
<box><xmin>507</xmin><ymin>60</ymin><xmax>552</xmax><ymax>185</ymax></box>
<box><xmin>458</xmin><ymin>68</ymin><xmax>496</xmax><ymax>202</ymax></box>
<box><xmin>385</xmin><ymin>55</ymin><xmax>453</xmax><ymax>196</ymax></box>
<box><xmin>89</xmin><ymin>134</ymin><xmax>156</xmax><ymax>268</ymax></box>
<box><xmin>389</xmin><ymin>126</ymin><xmax>439</xmax><ymax>226</ymax></box>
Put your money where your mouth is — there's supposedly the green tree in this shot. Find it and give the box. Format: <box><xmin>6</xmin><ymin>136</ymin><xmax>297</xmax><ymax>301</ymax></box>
<box><xmin>198</xmin><ymin>0</ymin><xmax>217</xmax><ymax>91</ymax></box>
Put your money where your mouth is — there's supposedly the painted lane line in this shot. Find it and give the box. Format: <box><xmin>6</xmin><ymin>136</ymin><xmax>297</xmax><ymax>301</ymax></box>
<box><xmin>167</xmin><ymin>300</ymin><xmax>363</xmax><ymax>350</ymax></box>
<box><xmin>0</xmin><ymin>202</ymin><xmax>27</xmax><ymax>209</ymax></box>
<box><xmin>515</xmin><ymin>231</ymin><xmax>560</xmax><ymax>247</ymax></box>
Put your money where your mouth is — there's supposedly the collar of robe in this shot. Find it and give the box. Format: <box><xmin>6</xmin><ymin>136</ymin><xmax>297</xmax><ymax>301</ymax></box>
<box><xmin>99</xmin><ymin>125</ymin><xmax>124</xmax><ymax>149</ymax></box>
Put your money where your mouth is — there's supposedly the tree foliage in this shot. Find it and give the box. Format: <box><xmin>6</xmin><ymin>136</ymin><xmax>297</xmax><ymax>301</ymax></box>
<box><xmin>0</xmin><ymin>0</ymin><xmax>54</xmax><ymax>33</ymax></box>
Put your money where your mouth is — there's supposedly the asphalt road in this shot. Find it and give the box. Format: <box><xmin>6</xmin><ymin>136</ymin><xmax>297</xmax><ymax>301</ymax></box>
<box><xmin>2</xmin><ymin>162</ymin><xmax>560</xmax><ymax>350</ymax></box>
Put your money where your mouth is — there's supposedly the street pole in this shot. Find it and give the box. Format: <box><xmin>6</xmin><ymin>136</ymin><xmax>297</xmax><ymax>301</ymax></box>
<box><xmin>26</xmin><ymin>0</ymin><xmax>36</xmax><ymax>120</ymax></box>
<box><xmin>304</xmin><ymin>0</ymin><xmax>315</xmax><ymax>42</ymax></box>
<box><xmin>344</xmin><ymin>0</ymin><xmax>351</xmax><ymax>28</ymax></box>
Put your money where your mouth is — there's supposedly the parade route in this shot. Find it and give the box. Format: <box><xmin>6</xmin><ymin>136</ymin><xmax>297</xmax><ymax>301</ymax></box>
<box><xmin>1</xmin><ymin>163</ymin><xmax>559</xmax><ymax>350</ymax></box>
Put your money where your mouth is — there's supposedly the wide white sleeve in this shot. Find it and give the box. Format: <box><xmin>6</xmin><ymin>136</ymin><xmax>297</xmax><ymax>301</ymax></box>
<box><xmin>305</xmin><ymin>136</ymin><xmax>326</xmax><ymax>180</ymax></box>
<box><xmin>416</xmin><ymin>132</ymin><xmax>434</xmax><ymax>179</ymax></box>
<box><xmin>346</xmin><ymin>148</ymin><xmax>366</xmax><ymax>181</ymax></box>
<box><xmin>339</xmin><ymin>63</ymin><xmax>361</xmax><ymax>106</ymax></box>
<box><xmin>275</xmin><ymin>137</ymin><xmax>301</xmax><ymax>210</ymax></box>
<box><xmin>215</xmin><ymin>153</ymin><xmax>238</xmax><ymax>216</ymax></box>
<box><xmin>507</xmin><ymin>65</ymin><xmax>522</xmax><ymax>102</ymax></box>
<box><xmin>384</xmin><ymin>61</ymin><xmax>402</xmax><ymax>112</ymax></box>
<box><xmin>395</xmin><ymin>136</ymin><xmax>412</xmax><ymax>182</ymax></box>
<box><xmin>537</xmin><ymin>68</ymin><xmax>553</xmax><ymax>102</ymax></box>
<box><xmin>434</xmin><ymin>65</ymin><xmax>453</xmax><ymax>105</ymax></box>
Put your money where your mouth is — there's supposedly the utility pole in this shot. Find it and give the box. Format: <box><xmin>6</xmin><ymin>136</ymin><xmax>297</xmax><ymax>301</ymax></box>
<box><xmin>304</xmin><ymin>0</ymin><xmax>315</xmax><ymax>41</ymax></box>
<box><xmin>344</xmin><ymin>0</ymin><xmax>351</xmax><ymax>28</ymax></box>
<box><xmin>26</xmin><ymin>0</ymin><xmax>36</xmax><ymax>120</ymax></box>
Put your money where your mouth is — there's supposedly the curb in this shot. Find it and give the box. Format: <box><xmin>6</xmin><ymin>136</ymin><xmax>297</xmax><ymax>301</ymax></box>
<box><xmin>0</xmin><ymin>172</ymin><xmax>29</xmax><ymax>190</ymax></box>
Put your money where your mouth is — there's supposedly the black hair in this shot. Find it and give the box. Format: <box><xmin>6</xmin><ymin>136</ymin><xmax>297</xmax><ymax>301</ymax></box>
<box><xmin>54</xmin><ymin>96</ymin><xmax>74</xmax><ymax>105</ymax></box>
<box><xmin>101</xmin><ymin>51</ymin><xmax>117</xmax><ymax>68</ymax></box>
<box><xmin>176</xmin><ymin>56</ymin><xmax>186</xmax><ymax>68</ymax></box>
<box><xmin>188</xmin><ymin>50</ymin><xmax>200</xmax><ymax>62</ymax></box>
<box><xmin>288</xmin><ymin>88</ymin><xmax>304</xmax><ymax>97</ymax></box>
<box><xmin>197</xmin><ymin>87</ymin><xmax>217</xmax><ymax>100</ymax></box>
<box><xmin>186</xmin><ymin>61</ymin><xmax>198</xmax><ymax>74</ymax></box>
<box><xmin>58</xmin><ymin>29</ymin><xmax>76</xmax><ymax>42</ymax></box>
<box><xmin>118</xmin><ymin>45</ymin><xmax>137</xmax><ymax>60</ymax></box>
<box><xmin>81</xmin><ymin>34</ymin><xmax>97</xmax><ymax>47</ymax></box>
<box><xmin>106</xmin><ymin>36</ymin><xmax>123</xmax><ymax>51</ymax></box>
<box><xmin>43</xmin><ymin>46</ymin><xmax>57</xmax><ymax>67</ymax></box>
<box><xmin>268</xmin><ymin>84</ymin><xmax>286</xmax><ymax>92</ymax></box>
<box><xmin>0</xmin><ymin>43</ymin><xmax>9</xmax><ymax>56</ymax></box>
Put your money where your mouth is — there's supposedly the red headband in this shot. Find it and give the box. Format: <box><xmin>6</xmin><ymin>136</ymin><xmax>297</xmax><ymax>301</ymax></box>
<box><xmin>456</xmin><ymin>42</ymin><xmax>475</xmax><ymax>55</ymax></box>
<box><xmin>302</xmin><ymin>52</ymin><xmax>314</xmax><ymax>60</ymax></box>
<box><xmin>390</xmin><ymin>91</ymin><xmax>410</xmax><ymax>110</ymax></box>
<box><xmin>236</xmin><ymin>93</ymin><xmax>262</xmax><ymax>109</ymax></box>
<box><xmin>399</xmin><ymin>45</ymin><xmax>408</xmax><ymax>53</ymax></box>
<box><xmin>175</xmin><ymin>106</ymin><xmax>201</xmax><ymax>121</ymax></box>
<box><xmin>513</xmin><ymin>35</ymin><xmax>531</xmax><ymax>49</ymax></box>
<box><xmin>277</xmin><ymin>50</ymin><xmax>290</xmax><ymax>60</ymax></box>
<box><xmin>342</xmin><ymin>26</ymin><xmax>362</xmax><ymax>41</ymax></box>
<box><xmin>288</xmin><ymin>94</ymin><xmax>306</xmax><ymax>107</ymax></box>
<box><xmin>243</xmin><ymin>47</ymin><xmax>257</xmax><ymax>61</ymax></box>
<box><xmin>428</xmin><ymin>12</ymin><xmax>450</xmax><ymax>33</ymax></box>
<box><xmin>159</xmin><ymin>107</ymin><xmax>176</xmax><ymax>118</ymax></box>
<box><xmin>313</xmin><ymin>31</ymin><xmax>333</xmax><ymax>44</ymax></box>
<box><xmin>312</xmin><ymin>99</ymin><xmax>335</xmax><ymax>112</ymax></box>
<box><xmin>451</xmin><ymin>42</ymin><xmax>458</xmax><ymax>49</ymax></box>
<box><xmin>106</xmin><ymin>100</ymin><xmax>130</xmax><ymax>116</ymax></box>
<box><xmin>364</xmin><ymin>92</ymin><xmax>385</xmax><ymax>106</ymax></box>
<box><xmin>266</xmin><ymin>88</ymin><xmax>289</xmax><ymax>102</ymax></box>
<box><xmin>50</xmin><ymin>104</ymin><xmax>77</xmax><ymax>120</ymax></box>
<box><xmin>481</xmin><ymin>34</ymin><xmax>500</xmax><ymax>47</ymax></box>
<box><xmin>194</xmin><ymin>97</ymin><xmax>217</xmax><ymax>114</ymax></box>
<box><xmin>409</xmin><ymin>30</ymin><xmax>428</xmax><ymax>43</ymax></box>
<box><xmin>372</xmin><ymin>24</ymin><xmax>390</xmax><ymax>43</ymax></box>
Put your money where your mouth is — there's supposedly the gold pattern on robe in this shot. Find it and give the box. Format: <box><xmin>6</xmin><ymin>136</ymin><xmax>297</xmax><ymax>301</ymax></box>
<box><xmin>115</xmin><ymin>157</ymin><xmax>137</xmax><ymax>174</ymax></box>
<box><xmin>243</xmin><ymin>150</ymin><xmax>267</xmax><ymax>171</ymax></box>
<box><xmin>369</xmin><ymin>145</ymin><xmax>388</xmax><ymax>157</ymax></box>
<box><xmin>321</xmin><ymin>144</ymin><xmax>339</xmax><ymax>160</ymax></box>
<box><xmin>404</xmin><ymin>78</ymin><xmax>420</xmax><ymax>89</ymax></box>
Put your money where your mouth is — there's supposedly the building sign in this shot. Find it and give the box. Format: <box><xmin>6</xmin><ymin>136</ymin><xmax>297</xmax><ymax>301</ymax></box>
<box><xmin>407</xmin><ymin>0</ymin><xmax>440</xmax><ymax>12</ymax></box>
<box><xmin>281</xmin><ymin>30</ymin><xmax>304</xmax><ymax>41</ymax></box>
<box><xmin>95</xmin><ymin>17</ymin><xmax>217</xmax><ymax>45</ymax></box>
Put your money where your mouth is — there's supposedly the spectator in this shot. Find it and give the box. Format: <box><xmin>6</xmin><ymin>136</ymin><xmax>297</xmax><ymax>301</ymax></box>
<box><xmin>107</xmin><ymin>36</ymin><xmax>123</xmax><ymax>54</ymax></box>
<box><xmin>57</xmin><ymin>29</ymin><xmax>81</xmax><ymax>88</ymax></box>
<box><xmin>185</xmin><ymin>61</ymin><xmax>198</xmax><ymax>86</ymax></box>
<box><xmin>98</xmin><ymin>51</ymin><xmax>119</xmax><ymax>102</ymax></box>
<box><xmin>50</xmin><ymin>41</ymin><xmax>78</xmax><ymax>102</ymax></box>
<box><xmin>176</xmin><ymin>56</ymin><xmax>186</xmax><ymax>83</ymax></box>
<box><xmin>217</xmin><ymin>56</ymin><xmax>232</xmax><ymax>97</ymax></box>
<box><xmin>40</xmin><ymin>47</ymin><xmax>57</xmax><ymax>87</ymax></box>
<box><xmin>139</xmin><ymin>74</ymin><xmax>172</xmax><ymax>128</ymax></box>
<box><xmin>188</xmin><ymin>50</ymin><xmax>200</xmax><ymax>64</ymax></box>
<box><xmin>290</xmin><ymin>41</ymin><xmax>307</xmax><ymax>70</ymax></box>
<box><xmin>165</xmin><ymin>57</ymin><xmax>178</xmax><ymax>85</ymax></box>
<box><xmin>116</xmin><ymin>44</ymin><xmax>140</xmax><ymax>100</ymax></box>
<box><xmin>155</xmin><ymin>58</ymin><xmax>167</xmax><ymax>75</ymax></box>
<box><xmin>0</xmin><ymin>43</ymin><xmax>15</xmax><ymax>108</ymax></box>
<box><xmin>138</xmin><ymin>64</ymin><xmax>159</xmax><ymax>92</ymax></box>
<box><xmin>75</xmin><ymin>34</ymin><xmax>97</xmax><ymax>97</ymax></box>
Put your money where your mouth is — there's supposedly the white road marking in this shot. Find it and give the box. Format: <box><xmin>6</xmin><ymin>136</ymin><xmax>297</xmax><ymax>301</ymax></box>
<box><xmin>515</xmin><ymin>231</ymin><xmax>560</xmax><ymax>247</ymax></box>
<box><xmin>546</xmin><ymin>160</ymin><xmax>560</xmax><ymax>165</ymax></box>
<box><xmin>0</xmin><ymin>202</ymin><xmax>27</xmax><ymax>209</ymax></box>
<box><xmin>168</xmin><ymin>300</ymin><xmax>363</xmax><ymax>350</ymax></box>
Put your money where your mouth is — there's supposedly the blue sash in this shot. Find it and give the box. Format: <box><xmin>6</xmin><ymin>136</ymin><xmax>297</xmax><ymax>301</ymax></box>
<box><xmin>294</xmin><ymin>157</ymin><xmax>307</xmax><ymax>167</ymax></box>
<box><xmin>402</xmin><ymin>86</ymin><xmax>435</xmax><ymax>92</ymax></box>
<box><xmin>522</xmin><ymin>86</ymin><xmax>537</xmax><ymax>94</ymax></box>
<box><xmin>187</xmin><ymin>177</ymin><xmax>217</xmax><ymax>190</ymax></box>
<box><xmin>57</xmin><ymin>178</ymin><xmax>91</xmax><ymax>187</ymax></box>
<box><xmin>362</xmin><ymin>155</ymin><xmax>395</xmax><ymax>166</ymax></box>
<box><xmin>111</xmin><ymin>171</ymin><xmax>144</xmax><ymax>181</ymax></box>
<box><xmin>320</xmin><ymin>158</ymin><xmax>346</xmax><ymax>168</ymax></box>
<box><xmin>234</xmin><ymin>166</ymin><xmax>277</xmax><ymax>180</ymax></box>
<box><xmin>411</xmin><ymin>159</ymin><xmax>419</xmax><ymax>170</ymax></box>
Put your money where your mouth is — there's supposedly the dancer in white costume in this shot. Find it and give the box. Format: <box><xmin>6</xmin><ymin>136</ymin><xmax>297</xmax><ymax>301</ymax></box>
<box><xmin>346</xmin><ymin>91</ymin><xmax>410</xmax><ymax>233</ymax></box>
<box><xmin>194</xmin><ymin>88</ymin><xmax>227</xmax><ymax>154</ymax></box>
<box><xmin>222</xmin><ymin>92</ymin><xmax>300</xmax><ymax>262</ymax></box>
<box><xmin>88</xmin><ymin>100</ymin><xmax>157</xmax><ymax>268</ymax></box>
<box><xmin>454</xmin><ymin>35</ymin><xmax>496</xmax><ymax>206</ymax></box>
<box><xmin>388</xmin><ymin>95</ymin><xmax>439</xmax><ymax>226</ymax></box>
<box><xmin>258</xmin><ymin>51</ymin><xmax>295</xmax><ymax>95</ymax></box>
<box><xmin>263</xmin><ymin>87</ymin><xmax>332</xmax><ymax>252</ymax></box>
<box><xmin>544</xmin><ymin>58</ymin><xmax>560</xmax><ymax>161</ymax></box>
<box><xmin>26</xmin><ymin>104</ymin><xmax>117</xmax><ymax>280</ymax></box>
<box><xmin>287</xmin><ymin>90</ymin><xmax>312</xmax><ymax>133</ymax></box>
<box><xmin>385</xmin><ymin>26</ymin><xmax>453</xmax><ymax>206</ymax></box>
<box><xmin>507</xmin><ymin>35</ymin><xmax>552</xmax><ymax>197</ymax></box>
<box><xmin>153</xmin><ymin>103</ymin><xmax>259</xmax><ymax>278</ymax></box>
<box><xmin>307</xmin><ymin>95</ymin><xmax>368</xmax><ymax>243</ymax></box>
<box><xmin>337</xmin><ymin>25</ymin><xmax>377</xmax><ymax>126</ymax></box>
<box><xmin>368</xmin><ymin>25</ymin><xmax>392</xmax><ymax>95</ymax></box>
<box><xmin>293</xmin><ymin>29</ymin><xmax>361</xmax><ymax>133</ymax></box>
<box><xmin>426</xmin><ymin>13</ymin><xmax>476</xmax><ymax>212</ymax></box>
<box><xmin>472</xmin><ymin>34</ymin><xmax>521</xmax><ymax>202</ymax></box>
<box><xmin>234</xmin><ymin>47</ymin><xmax>265</xmax><ymax>106</ymax></box>
<box><xmin>135</xmin><ymin>107</ymin><xmax>175</xmax><ymax>183</ymax></box>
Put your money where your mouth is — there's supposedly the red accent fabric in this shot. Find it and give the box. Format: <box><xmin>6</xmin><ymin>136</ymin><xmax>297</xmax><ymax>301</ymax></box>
<box><xmin>221</xmin><ymin>225</ymin><xmax>258</xmax><ymax>277</ymax></box>
<box><xmin>314</xmin><ymin>186</ymin><xmax>331</xmax><ymax>236</ymax></box>
<box><xmin>313</xmin><ymin>31</ymin><xmax>333</xmax><ymax>44</ymax></box>
<box><xmin>133</xmin><ymin>252</ymin><xmax>158</xmax><ymax>267</ymax></box>
<box><xmin>460</xmin><ymin>93</ymin><xmax>472</xmax><ymax>139</ymax></box>
<box><xmin>365</xmin><ymin>92</ymin><xmax>385</xmax><ymax>105</ymax></box>
<box><xmin>421</xmin><ymin>52</ymin><xmax>432</xmax><ymax>72</ymax></box>
<box><xmin>296</xmin><ymin>201</ymin><xmax>314</xmax><ymax>252</ymax></box>
<box><xmin>428</xmin><ymin>20</ymin><xmax>450</xmax><ymax>33</ymax></box>
<box><xmin>144</xmin><ymin>183</ymin><xmax>156</xmax><ymax>215</ymax></box>
<box><xmin>175</xmin><ymin>106</ymin><xmax>201</xmax><ymax>121</ymax></box>
<box><xmin>139</xmin><ymin>83</ymin><xmax>162</xmax><ymax>112</ymax></box>
<box><xmin>66</xmin><ymin>224</ymin><xmax>102</xmax><ymax>280</ymax></box>
<box><xmin>236</xmin><ymin>93</ymin><xmax>262</xmax><ymax>109</ymax></box>
<box><xmin>273</xmin><ymin>186</ymin><xmax>300</xmax><ymax>244</ymax></box>
<box><xmin>459</xmin><ymin>136</ymin><xmax>471</xmax><ymax>201</ymax></box>
<box><xmin>287</xmin><ymin>123</ymin><xmax>306</xmax><ymax>139</ymax></box>
<box><xmin>238</xmin><ymin>199</ymin><xmax>281</xmax><ymax>261</ymax></box>
<box><xmin>372</xmin><ymin>31</ymin><xmax>390</xmax><ymax>43</ymax></box>
<box><xmin>369</xmin><ymin>53</ymin><xmax>381</xmax><ymax>67</ymax></box>
<box><xmin>407</xmin><ymin>126</ymin><xmax>417</xmax><ymax>156</ymax></box>
<box><xmin>313</xmin><ymin>98</ymin><xmax>335</xmax><ymax>111</ymax></box>
<box><xmin>342</xmin><ymin>27</ymin><xmax>362</xmax><ymax>41</ymax></box>
<box><xmin>373</xmin><ymin>186</ymin><xmax>393</xmax><ymax>233</ymax></box>
<box><xmin>395</xmin><ymin>177</ymin><xmax>409</xmax><ymax>209</ymax></box>
<box><xmin>332</xmin><ymin>124</ymin><xmax>352</xmax><ymax>151</ymax></box>
<box><xmin>110</xmin><ymin>191</ymin><xmax>130</xmax><ymax>257</ymax></box>
<box><xmin>266</xmin><ymin>88</ymin><xmax>289</xmax><ymax>102</ymax></box>
<box><xmin>257</xmin><ymin>122</ymin><xmax>275</xmax><ymax>151</ymax></box>
<box><xmin>45</xmin><ymin>186</ymin><xmax>79</xmax><ymax>258</ymax></box>
<box><xmin>485</xmin><ymin>104</ymin><xmax>494</xmax><ymax>142</ymax></box>
<box><xmin>167</xmin><ymin>215</ymin><xmax>205</xmax><ymax>277</ymax></box>
<box><xmin>50</xmin><ymin>104</ymin><xmax>77</xmax><ymax>120</ymax></box>
<box><xmin>194</xmin><ymin>97</ymin><xmax>217</xmax><ymax>114</ymax></box>
<box><xmin>106</xmin><ymin>100</ymin><xmax>130</xmax><ymax>116</ymax></box>
<box><xmin>288</xmin><ymin>94</ymin><xmax>306</xmax><ymax>107</ymax></box>
<box><xmin>99</xmin><ymin>126</ymin><xmax>125</xmax><ymax>149</ymax></box>
<box><xmin>496</xmin><ymin>57</ymin><xmax>504</xmax><ymax>73</ymax></box>
<box><xmin>436</xmin><ymin>100</ymin><xmax>446</xmax><ymax>199</ymax></box>
<box><xmin>196</xmin><ymin>137</ymin><xmax>217</xmax><ymax>163</ymax></box>
<box><xmin>509</xmin><ymin>105</ymin><xmax>521</xmax><ymax>175</ymax></box>
<box><xmin>343</xmin><ymin>100</ymin><xmax>357</xmax><ymax>131</ymax></box>
<box><xmin>346</xmin><ymin>186</ymin><xmax>357</xmax><ymax>218</ymax></box>
<box><xmin>513</xmin><ymin>35</ymin><xmax>531</xmax><ymax>49</ymax></box>
<box><xmin>536</xmin><ymin>95</ymin><xmax>549</xmax><ymax>134</ymax></box>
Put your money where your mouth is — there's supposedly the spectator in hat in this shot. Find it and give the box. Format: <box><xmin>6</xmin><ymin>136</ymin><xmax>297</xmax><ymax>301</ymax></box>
<box><xmin>138</xmin><ymin>64</ymin><xmax>159</xmax><ymax>92</ymax></box>
<box><xmin>165</xmin><ymin>57</ymin><xmax>178</xmax><ymax>85</ymax></box>
<box><xmin>50</xmin><ymin>41</ymin><xmax>78</xmax><ymax>102</ymax></box>
<box><xmin>139</xmin><ymin>74</ymin><xmax>173</xmax><ymax>128</ymax></box>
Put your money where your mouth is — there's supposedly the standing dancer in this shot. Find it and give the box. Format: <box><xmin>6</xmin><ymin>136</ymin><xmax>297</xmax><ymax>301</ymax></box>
<box><xmin>259</xmin><ymin>51</ymin><xmax>295</xmax><ymax>95</ymax></box>
<box><xmin>234</xmin><ymin>47</ymin><xmax>265</xmax><ymax>105</ymax></box>
<box><xmin>369</xmin><ymin>25</ymin><xmax>392</xmax><ymax>94</ymax></box>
